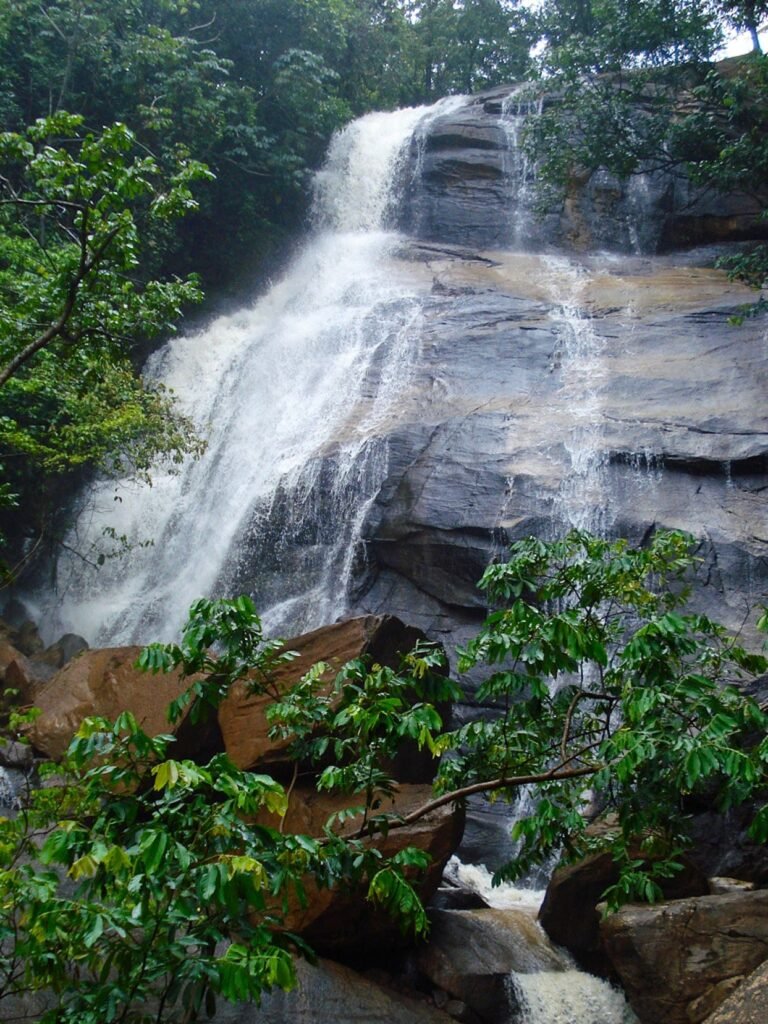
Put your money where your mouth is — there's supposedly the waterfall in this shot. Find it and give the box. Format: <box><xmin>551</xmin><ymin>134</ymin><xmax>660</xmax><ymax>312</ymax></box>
<box><xmin>511</xmin><ymin>971</ymin><xmax>638</xmax><ymax>1024</ymax></box>
<box><xmin>34</xmin><ymin>99</ymin><xmax>465</xmax><ymax>646</ymax></box>
<box><xmin>499</xmin><ymin>87</ymin><xmax>541</xmax><ymax>249</ymax></box>
<box><xmin>0</xmin><ymin>766</ymin><xmax>23</xmax><ymax>810</ymax></box>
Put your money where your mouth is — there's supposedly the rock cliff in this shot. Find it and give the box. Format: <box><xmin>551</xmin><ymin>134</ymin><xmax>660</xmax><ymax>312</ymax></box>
<box><xmin>336</xmin><ymin>86</ymin><xmax>768</xmax><ymax>657</ymax></box>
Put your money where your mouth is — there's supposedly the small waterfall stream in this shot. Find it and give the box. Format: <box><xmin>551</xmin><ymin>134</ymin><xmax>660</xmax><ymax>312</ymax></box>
<box><xmin>499</xmin><ymin>88</ymin><xmax>541</xmax><ymax>248</ymax></box>
<box><xmin>544</xmin><ymin>255</ymin><xmax>611</xmax><ymax>536</ymax></box>
<box><xmin>448</xmin><ymin>859</ymin><xmax>638</xmax><ymax>1024</ymax></box>
<box><xmin>0</xmin><ymin>766</ymin><xmax>21</xmax><ymax>809</ymax></box>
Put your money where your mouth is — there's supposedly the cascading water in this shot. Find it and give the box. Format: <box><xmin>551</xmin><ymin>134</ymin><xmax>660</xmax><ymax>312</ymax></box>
<box><xmin>446</xmin><ymin>858</ymin><xmax>637</xmax><ymax>1024</ymax></box>
<box><xmin>498</xmin><ymin>87</ymin><xmax>542</xmax><ymax>249</ymax></box>
<box><xmin>0</xmin><ymin>766</ymin><xmax>21</xmax><ymax>810</ymax></box>
<box><xmin>34</xmin><ymin>99</ymin><xmax>463</xmax><ymax>646</ymax></box>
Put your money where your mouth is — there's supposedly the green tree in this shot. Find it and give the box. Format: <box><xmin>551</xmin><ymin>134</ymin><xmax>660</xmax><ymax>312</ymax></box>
<box><xmin>1</xmin><ymin>596</ymin><xmax>440</xmax><ymax>1023</ymax></box>
<box><xmin>722</xmin><ymin>0</ymin><xmax>768</xmax><ymax>52</ymax></box>
<box><xmin>528</xmin><ymin>0</ymin><xmax>768</xmax><ymax>299</ymax></box>
<box><xmin>0</xmin><ymin>712</ymin><xmax>433</xmax><ymax>1023</ymax></box>
<box><xmin>434</xmin><ymin>530</ymin><xmax>768</xmax><ymax>905</ymax></box>
<box><xmin>407</xmin><ymin>0</ymin><xmax>533</xmax><ymax>98</ymax></box>
<box><xmin>0</xmin><ymin>112</ymin><xmax>208</xmax><ymax>570</ymax></box>
<box><xmin>144</xmin><ymin>532</ymin><xmax>768</xmax><ymax>911</ymax></box>
<box><xmin>0</xmin><ymin>0</ymin><xmax>353</xmax><ymax>288</ymax></box>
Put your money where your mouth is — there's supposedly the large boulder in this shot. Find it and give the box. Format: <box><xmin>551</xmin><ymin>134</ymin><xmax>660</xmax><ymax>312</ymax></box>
<box><xmin>213</xmin><ymin>957</ymin><xmax>454</xmax><ymax>1024</ymax></box>
<box><xmin>686</xmin><ymin>804</ymin><xmax>768</xmax><ymax>886</ymax></box>
<box><xmin>538</xmin><ymin>846</ymin><xmax>709</xmax><ymax>974</ymax></box>
<box><xmin>218</xmin><ymin>614</ymin><xmax>432</xmax><ymax>777</ymax></box>
<box><xmin>4</xmin><ymin>650</ymin><xmax>57</xmax><ymax>705</ymax></box>
<box><xmin>25</xmin><ymin>647</ymin><xmax>214</xmax><ymax>760</ymax></box>
<box><xmin>23</xmin><ymin>616</ymin><xmax>441</xmax><ymax>773</ymax></box>
<box><xmin>0</xmin><ymin>624</ymin><xmax>88</xmax><ymax>708</ymax></box>
<box><xmin>255</xmin><ymin>782</ymin><xmax>464</xmax><ymax>962</ymax></box>
<box><xmin>702</xmin><ymin>959</ymin><xmax>768</xmax><ymax>1024</ymax></box>
<box><xmin>599</xmin><ymin>889</ymin><xmax>768</xmax><ymax>1024</ymax></box>
<box><xmin>414</xmin><ymin>907</ymin><xmax>566</xmax><ymax>1024</ymax></box>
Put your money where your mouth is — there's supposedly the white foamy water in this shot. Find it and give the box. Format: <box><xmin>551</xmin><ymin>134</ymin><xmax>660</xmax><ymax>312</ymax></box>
<box><xmin>511</xmin><ymin>969</ymin><xmax>638</xmax><ymax>1024</ymax></box>
<box><xmin>446</xmin><ymin>856</ymin><xmax>546</xmax><ymax>912</ymax></box>
<box><xmin>499</xmin><ymin>86</ymin><xmax>542</xmax><ymax>248</ymax></box>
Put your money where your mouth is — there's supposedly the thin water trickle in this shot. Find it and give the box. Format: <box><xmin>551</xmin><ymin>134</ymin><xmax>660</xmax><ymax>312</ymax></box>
<box><xmin>0</xmin><ymin>767</ymin><xmax>22</xmax><ymax>810</ymax></box>
<box><xmin>499</xmin><ymin>87</ymin><xmax>542</xmax><ymax>249</ymax></box>
<box><xmin>544</xmin><ymin>255</ymin><xmax>611</xmax><ymax>536</ymax></box>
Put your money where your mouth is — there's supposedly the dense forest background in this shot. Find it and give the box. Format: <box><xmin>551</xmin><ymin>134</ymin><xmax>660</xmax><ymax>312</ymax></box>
<box><xmin>0</xmin><ymin>0</ymin><xmax>765</xmax><ymax>572</ymax></box>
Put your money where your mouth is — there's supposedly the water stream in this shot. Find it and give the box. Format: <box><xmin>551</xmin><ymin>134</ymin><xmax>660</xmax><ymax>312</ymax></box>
<box><xmin>448</xmin><ymin>859</ymin><xmax>637</xmax><ymax>1024</ymax></box>
<box><xmin>499</xmin><ymin>87</ymin><xmax>541</xmax><ymax>249</ymax></box>
<box><xmin>544</xmin><ymin>255</ymin><xmax>611</xmax><ymax>536</ymax></box>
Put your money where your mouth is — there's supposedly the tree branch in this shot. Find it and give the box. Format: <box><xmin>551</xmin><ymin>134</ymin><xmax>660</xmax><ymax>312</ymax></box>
<box><xmin>0</xmin><ymin>219</ymin><xmax>123</xmax><ymax>389</ymax></box>
<box><xmin>342</xmin><ymin>761</ymin><xmax>599</xmax><ymax>842</ymax></box>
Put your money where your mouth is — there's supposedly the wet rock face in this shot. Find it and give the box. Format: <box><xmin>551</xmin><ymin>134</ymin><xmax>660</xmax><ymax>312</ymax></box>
<box><xmin>702</xmin><ymin>960</ymin><xmax>768</xmax><ymax>1024</ymax></box>
<box><xmin>397</xmin><ymin>84</ymin><xmax>768</xmax><ymax>256</ymax></box>
<box><xmin>538</xmin><ymin>849</ymin><xmax>709</xmax><ymax>976</ymax></box>
<box><xmin>214</xmin><ymin>958</ymin><xmax>454</xmax><ymax>1024</ymax></box>
<box><xmin>415</xmin><ymin>907</ymin><xmax>567</xmax><ymax>1024</ymax></box>
<box><xmin>351</xmin><ymin>244</ymin><xmax>768</xmax><ymax>660</ymax></box>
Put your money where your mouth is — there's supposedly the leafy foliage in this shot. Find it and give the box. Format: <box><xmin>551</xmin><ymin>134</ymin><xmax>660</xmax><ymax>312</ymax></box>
<box><xmin>139</xmin><ymin>595</ymin><xmax>458</xmax><ymax>821</ymax></box>
<box><xmin>138</xmin><ymin>595</ymin><xmax>300</xmax><ymax>725</ymax></box>
<box><xmin>435</xmin><ymin>530</ymin><xmax>768</xmax><ymax>907</ymax></box>
<box><xmin>127</xmin><ymin>535</ymin><xmax>768</xmax><ymax>916</ymax></box>
<box><xmin>2</xmin><ymin>531</ymin><xmax>767</xmax><ymax>1018</ymax></box>
<box><xmin>1</xmin><ymin>709</ymin><xmax>432</xmax><ymax>1020</ymax></box>
<box><xmin>268</xmin><ymin>642</ymin><xmax>459</xmax><ymax>825</ymax></box>
<box><xmin>0</xmin><ymin>112</ymin><xmax>208</xmax><ymax>566</ymax></box>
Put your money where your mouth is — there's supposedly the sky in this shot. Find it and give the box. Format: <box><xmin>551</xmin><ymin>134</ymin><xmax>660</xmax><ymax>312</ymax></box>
<box><xmin>720</xmin><ymin>28</ymin><xmax>767</xmax><ymax>56</ymax></box>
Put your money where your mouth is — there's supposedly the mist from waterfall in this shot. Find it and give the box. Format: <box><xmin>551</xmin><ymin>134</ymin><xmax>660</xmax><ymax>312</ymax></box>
<box><xmin>33</xmin><ymin>99</ymin><xmax>465</xmax><ymax>646</ymax></box>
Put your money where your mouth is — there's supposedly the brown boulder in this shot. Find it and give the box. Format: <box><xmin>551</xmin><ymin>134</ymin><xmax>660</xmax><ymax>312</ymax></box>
<box><xmin>25</xmin><ymin>647</ymin><xmax>209</xmax><ymax>760</ymax></box>
<box><xmin>600</xmin><ymin>889</ymin><xmax>768</xmax><ymax>1024</ymax></box>
<box><xmin>5</xmin><ymin>651</ymin><xmax>56</xmax><ymax>704</ymax></box>
<box><xmin>218</xmin><ymin>615</ymin><xmax>431</xmax><ymax>776</ymax></box>
<box><xmin>0</xmin><ymin>638</ymin><xmax>50</xmax><ymax>708</ymax></box>
<box><xmin>0</xmin><ymin>638</ymin><xmax>22</xmax><ymax>676</ymax></box>
<box><xmin>0</xmin><ymin>632</ymin><xmax>88</xmax><ymax>706</ymax></box>
<box><xmin>256</xmin><ymin>782</ymin><xmax>464</xmax><ymax>961</ymax></box>
<box><xmin>702</xmin><ymin>959</ymin><xmax>768</xmax><ymax>1024</ymax></box>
